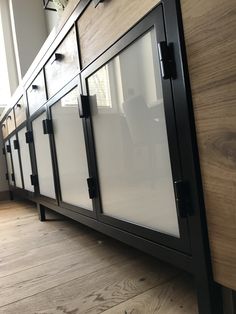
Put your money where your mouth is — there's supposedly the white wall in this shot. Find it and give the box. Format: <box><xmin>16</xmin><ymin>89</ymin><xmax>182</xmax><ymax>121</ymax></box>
<box><xmin>0</xmin><ymin>0</ymin><xmax>18</xmax><ymax>98</ymax></box>
<box><xmin>9</xmin><ymin>0</ymin><xmax>49</xmax><ymax>79</ymax></box>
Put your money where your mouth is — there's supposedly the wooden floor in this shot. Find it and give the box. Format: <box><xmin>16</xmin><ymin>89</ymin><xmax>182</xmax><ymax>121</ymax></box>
<box><xmin>0</xmin><ymin>200</ymin><xmax>198</xmax><ymax>314</ymax></box>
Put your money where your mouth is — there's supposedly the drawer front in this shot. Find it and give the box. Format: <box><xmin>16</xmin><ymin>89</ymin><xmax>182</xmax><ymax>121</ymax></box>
<box><xmin>45</xmin><ymin>27</ymin><xmax>79</xmax><ymax>99</ymax></box>
<box><xmin>77</xmin><ymin>0</ymin><xmax>160</xmax><ymax>68</ymax></box>
<box><xmin>1</xmin><ymin>119</ymin><xmax>8</xmax><ymax>139</ymax></box>
<box><xmin>6</xmin><ymin>109</ymin><xmax>16</xmax><ymax>135</ymax></box>
<box><xmin>14</xmin><ymin>96</ymin><xmax>27</xmax><ymax>127</ymax></box>
<box><xmin>27</xmin><ymin>70</ymin><xmax>47</xmax><ymax>116</ymax></box>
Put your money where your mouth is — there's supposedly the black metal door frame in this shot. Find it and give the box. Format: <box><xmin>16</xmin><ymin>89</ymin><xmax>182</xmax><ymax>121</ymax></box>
<box><xmin>46</xmin><ymin>76</ymin><xmax>97</xmax><ymax>219</ymax></box>
<box><xmin>79</xmin><ymin>1</ymin><xmax>223</xmax><ymax>313</ymax></box>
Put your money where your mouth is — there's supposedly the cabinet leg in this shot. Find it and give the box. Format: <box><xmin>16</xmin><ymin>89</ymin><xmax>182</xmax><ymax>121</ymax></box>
<box><xmin>9</xmin><ymin>191</ymin><xmax>14</xmax><ymax>200</ymax></box>
<box><xmin>195</xmin><ymin>274</ymin><xmax>223</xmax><ymax>314</ymax></box>
<box><xmin>222</xmin><ymin>287</ymin><xmax>236</xmax><ymax>314</ymax></box>
<box><xmin>37</xmin><ymin>204</ymin><xmax>46</xmax><ymax>222</ymax></box>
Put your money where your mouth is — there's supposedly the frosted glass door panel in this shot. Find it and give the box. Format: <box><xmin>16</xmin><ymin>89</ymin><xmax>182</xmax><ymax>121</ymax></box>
<box><xmin>32</xmin><ymin>113</ymin><xmax>56</xmax><ymax>199</ymax></box>
<box><xmin>51</xmin><ymin>89</ymin><xmax>92</xmax><ymax>210</ymax></box>
<box><xmin>5</xmin><ymin>142</ymin><xmax>14</xmax><ymax>186</ymax></box>
<box><xmin>87</xmin><ymin>29</ymin><xmax>180</xmax><ymax>237</ymax></box>
<box><xmin>18</xmin><ymin>127</ymin><xmax>34</xmax><ymax>192</ymax></box>
<box><xmin>10</xmin><ymin>135</ymin><xmax>23</xmax><ymax>188</ymax></box>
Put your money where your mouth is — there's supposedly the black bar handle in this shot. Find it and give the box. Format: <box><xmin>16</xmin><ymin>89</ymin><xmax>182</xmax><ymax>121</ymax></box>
<box><xmin>16</xmin><ymin>103</ymin><xmax>22</xmax><ymax>108</ymax></box>
<box><xmin>7</xmin><ymin>115</ymin><xmax>11</xmax><ymax>120</ymax></box>
<box><xmin>78</xmin><ymin>94</ymin><xmax>90</xmax><ymax>118</ymax></box>
<box><xmin>13</xmin><ymin>139</ymin><xmax>19</xmax><ymax>150</ymax></box>
<box><xmin>51</xmin><ymin>53</ymin><xmax>63</xmax><ymax>65</ymax></box>
<box><xmin>25</xmin><ymin>131</ymin><xmax>33</xmax><ymax>144</ymax></box>
<box><xmin>42</xmin><ymin>119</ymin><xmax>53</xmax><ymax>134</ymax></box>
<box><xmin>11</xmin><ymin>173</ymin><xmax>15</xmax><ymax>182</ymax></box>
<box><xmin>87</xmin><ymin>177</ymin><xmax>96</xmax><ymax>199</ymax></box>
<box><xmin>6</xmin><ymin>145</ymin><xmax>11</xmax><ymax>153</ymax></box>
<box><xmin>30</xmin><ymin>174</ymin><xmax>38</xmax><ymax>186</ymax></box>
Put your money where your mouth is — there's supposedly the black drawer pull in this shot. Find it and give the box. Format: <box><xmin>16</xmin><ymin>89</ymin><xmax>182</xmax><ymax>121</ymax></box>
<box><xmin>30</xmin><ymin>84</ymin><xmax>38</xmax><ymax>92</ymax></box>
<box><xmin>94</xmin><ymin>0</ymin><xmax>104</xmax><ymax>8</ymax></box>
<box><xmin>2</xmin><ymin>123</ymin><xmax>5</xmax><ymax>128</ymax></box>
<box><xmin>16</xmin><ymin>103</ymin><xmax>22</xmax><ymax>108</ymax></box>
<box><xmin>51</xmin><ymin>53</ymin><xmax>63</xmax><ymax>65</ymax></box>
<box><xmin>7</xmin><ymin>115</ymin><xmax>11</xmax><ymax>120</ymax></box>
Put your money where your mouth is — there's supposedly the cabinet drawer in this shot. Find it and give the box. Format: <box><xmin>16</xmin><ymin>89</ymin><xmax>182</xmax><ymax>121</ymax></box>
<box><xmin>45</xmin><ymin>27</ymin><xmax>79</xmax><ymax>99</ymax></box>
<box><xmin>6</xmin><ymin>109</ymin><xmax>15</xmax><ymax>135</ymax></box>
<box><xmin>77</xmin><ymin>0</ymin><xmax>160</xmax><ymax>68</ymax></box>
<box><xmin>14</xmin><ymin>96</ymin><xmax>27</xmax><ymax>127</ymax></box>
<box><xmin>27</xmin><ymin>70</ymin><xmax>47</xmax><ymax>116</ymax></box>
<box><xmin>1</xmin><ymin>119</ymin><xmax>8</xmax><ymax>139</ymax></box>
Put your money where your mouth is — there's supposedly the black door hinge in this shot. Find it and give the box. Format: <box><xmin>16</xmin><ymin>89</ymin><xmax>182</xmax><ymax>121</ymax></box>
<box><xmin>11</xmin><ymin>173</ymin><xmax>15</xmax><ymax>182</ymax></box>
<box><xmin>157</xmin><ymin>41</ymin><xmax>175</xmax><ymax>79</ymax></box>
<box><xmin>2</xmin><ymin>147</ymin><xmax>5</xmax><ymax>155</ymax></box>
<box><xmin>6</xmin><ymin>144</ymin><xmax>11</xmax><ymax>153</ymax></box>
<box><xmin>13</xmin><ymin>139</ymin><xmax>19</xmax><ymax>150</ymax></box>
<box><xmin>30</xmin><ymin>174</ymin><xmax>38</xmax><ymax>187</ymax></box>
<box><xmin>174</xmin><ymin>180</ymin><xmax>192</xmax><ymax>218</ymax></box>
<box><xmin>42</xmin><ymin>119</ymin><xmax>53</xmax><ymax>134</ymax></box>
<box><xmin>5</xmin><ymin>173</ymin><xmax>9</xmax><ymax>181</ymax></box>
<box><xmin>78</xmin><ymin>94</ymin><xmax>90</xmax><ymax>118</ymax></box>
<box><xmin>25</xmin><ymin>131</ymin><xmax>33</xmax><ymax>143</ymax></box>
<box><xmin>87</xmin><ymin>177</ymin><xmax>96</xmax><ymax>199</ymax></box>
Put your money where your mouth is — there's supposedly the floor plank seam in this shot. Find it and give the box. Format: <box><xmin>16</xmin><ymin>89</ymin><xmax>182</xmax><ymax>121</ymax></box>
<box><xmin>99</xmin><ymin>273</ymin><xmax>183</xmax><ymax>313</ymax></box>
<box><xmin>0</xmin><ymin>250</ymin><xmax>139</xmax><ymax>309</ymax></box>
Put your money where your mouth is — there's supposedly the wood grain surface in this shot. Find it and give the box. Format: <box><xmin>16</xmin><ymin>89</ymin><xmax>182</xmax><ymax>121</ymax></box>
<box><xmin>14</xmin><ymin>95</ymin><xmax>27</xmax><ymax>128</ymax></box>
<box><xmin>27</xmin><ymin>70</ymin><xmax>47</xmax><ymax>116</ymax></box>
<box><xmin>0</xmin><ymin>201</ymin><xmax>197</xmax><ymax>313</ymax></box>
<box><xmin>181</xmin><ymin>0</ymin><xmax>236</xmax><ymax>290</ymax></box>
<box><xmin>44</xmin><ymin>26</ymin><xmax>79</xmax><ymax>98</ymax></box>
<box><xmin>77</xmin><ymin>0</ymin><xmax>161</xmax><ymax>68</ymax></box>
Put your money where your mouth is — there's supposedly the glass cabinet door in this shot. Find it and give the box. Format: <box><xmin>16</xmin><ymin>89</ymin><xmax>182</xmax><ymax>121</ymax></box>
<box><xmin>32</xmin><ymin>112</ymin><xmax>56</xmax><ymax>199</ymax></box>
<box><xmin>50</xmin><ymin>88</ymin><xmax>92</xmax><ymax>211</ymax></box>
<box><xmin>87</xmin><ymin>28</ymin><xmax>180</xmax><ymax>237</ymax></box>
<box><xmin>5</xmin><ymin>141</ymin><xmax>14</xmax><ymax>186</ymax></box>
<box><xmin>10</xmin><ymin>135</ymin><xmax>23</xmax><ymax>188</ymax></box>
<box><xmin>18</xmin><ymin>127</ymin><xmax>34</xmax><ymax>192</ymax></box>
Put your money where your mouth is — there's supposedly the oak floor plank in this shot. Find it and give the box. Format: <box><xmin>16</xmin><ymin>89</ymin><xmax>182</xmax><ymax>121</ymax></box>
<box><xmin>102</xmin><ymin>274</ymin><xmax>198</xmax><ymax>314</ymax></box>
<box><xmin>0</xmin><ymin>240</ymin><xmax>140</xmax><ymax>307</ymax></box>
<box><xmin>0</xmin><ymin>201</ymin><xmax>197</xmax><ymax>314</ymax></box>
<box><xmin>0</xmin><ymin>257</ymin><xmax>179</xmax><ymax>314</ymax></box>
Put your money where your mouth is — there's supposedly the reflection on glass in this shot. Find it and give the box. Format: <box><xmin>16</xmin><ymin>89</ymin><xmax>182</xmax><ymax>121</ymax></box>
<box><xmin>10</xmin><ymin>135</ymin><xmax>23</xmax><ymax>188</ymax></box>
<box><xmin>88</xmin><ymin>29</ymin><xmax>180</xmax><ymax>237</ymax></box>
<box><xmin>18</xmin><ymin>127</ymin><xmax>34</xmax><ymax>192</ymax></box>
<box><xmin>32</xmin><ymin>112</ymin><xmax>56</xmax><ymax>199</ymax></box>
<box><xmin>51</xmin><ymin>88</ymin><xmax>93</xmax><ymax>210</ymax></box>
<box><xmin>5</xmin><ymin>142</ymin><xmax>14</xmax><ymax>186</ymax></box>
